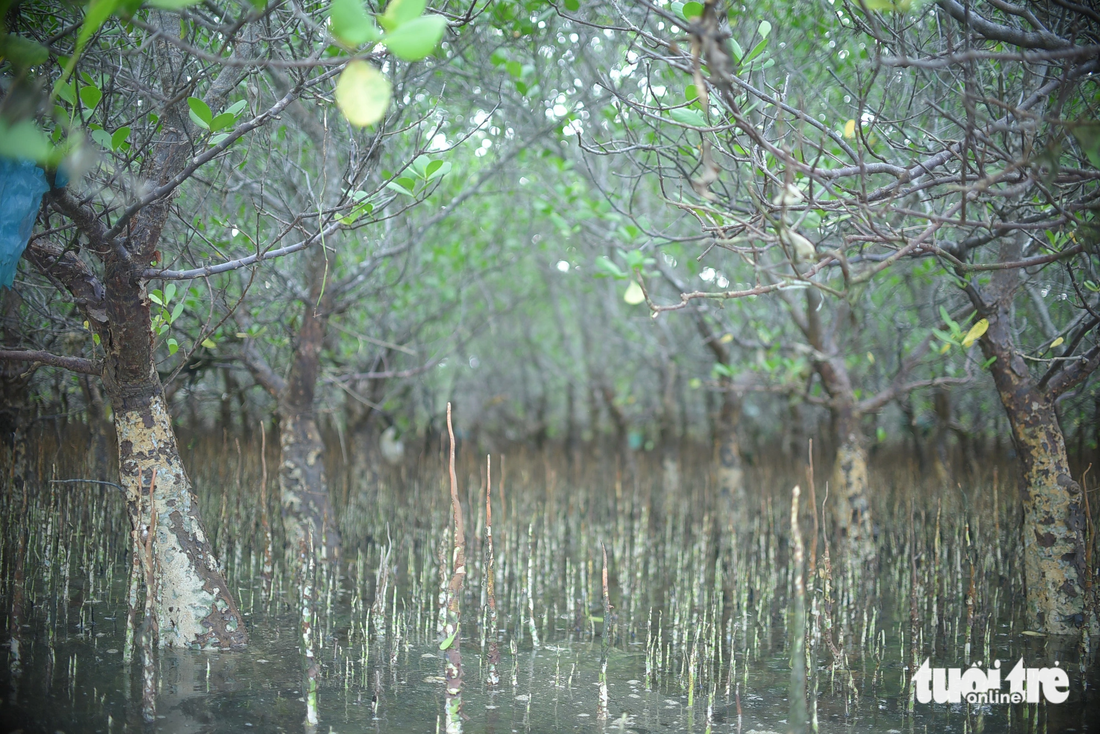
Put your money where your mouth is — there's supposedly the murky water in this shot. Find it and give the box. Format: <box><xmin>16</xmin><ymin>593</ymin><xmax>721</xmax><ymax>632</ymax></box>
<box><xmin>3</xmin><ymin>434</ymin><xmax>1099</xmax><ymax>732</ymax></box>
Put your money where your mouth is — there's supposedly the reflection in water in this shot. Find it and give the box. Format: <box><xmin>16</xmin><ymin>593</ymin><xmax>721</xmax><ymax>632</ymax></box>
<box><xmin>3</xmin><ymin>434</ymin><xmax>1100</xmax><ymax>733</ymax></box>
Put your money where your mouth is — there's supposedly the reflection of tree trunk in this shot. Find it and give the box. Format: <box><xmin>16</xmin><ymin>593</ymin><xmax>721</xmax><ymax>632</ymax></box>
<box><xmin>714</xmin><ymin>390</ymin><xmax>744</xmax><ymax>524</ymax></box>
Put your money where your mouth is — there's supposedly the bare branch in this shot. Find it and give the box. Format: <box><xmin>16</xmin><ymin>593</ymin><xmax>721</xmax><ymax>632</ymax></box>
<box><xmin>0</xmin><ymin>349</ymin><xmax>100</xmax><ymax>375</ymax></box>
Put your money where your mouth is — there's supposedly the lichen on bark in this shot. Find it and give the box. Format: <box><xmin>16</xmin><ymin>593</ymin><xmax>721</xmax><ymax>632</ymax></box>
<box><xmin>830</xmin><ymin>439</ymin><xmax>874</xmax><ymax>563</ymax></box>
<box><xmin>116</xmin><ymin>393</ymin><xmax>247</xmax><ymax>649</ymax></box>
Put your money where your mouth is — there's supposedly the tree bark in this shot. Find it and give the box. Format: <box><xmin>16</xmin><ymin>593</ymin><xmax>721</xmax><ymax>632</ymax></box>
<box><xmin>978</xmin><ymin>296</ymin><xmax>1092</xmax><ymax>634</ymax></box>
<box><xmin>830</xmin><ymin>404</ymin><xmax>874</xmax><ymax>563</ymax></box>
<box><xmin>714</xmin><ymin>390</ymin><xmax>745</xmax><ymax>524</ymax></box>
<box><xmin>964</xmin><ymin>236</ymin><xmax>1096</xmax><ymax>635</ymax></box>
<box><xmin>114</xmin><ymin>390</ymin><xmax>248</xmax><ymax>648</ymax></box>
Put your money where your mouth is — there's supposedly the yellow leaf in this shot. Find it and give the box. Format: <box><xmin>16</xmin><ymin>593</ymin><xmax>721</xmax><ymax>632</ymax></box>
<box><xmin>719</xmin><ymin>333</ymin><xmax>733</xmax><ymax>344</ymax></box>
<box><xmin>939</xmin><ymin>342</ymin><xmax>951</xmax><ymax>355</ymax></box>
<box><xmin>866</xmin><ymin>351</ymin><xmax>875</xmax><ymax>364</ymax></box>
<box><xmin>623</xmin><ymin>281</ymin><xmax>645</xmax><ymax>305</ymax></box>
<box><xmin>961</xmin><ymin>318</ymin><xmax>988</xmax><ymax>348</ymax></box>
<box><xmin>201</xmin><ymin>338</ymin><xmax>216</xmax><ymax>349</ymax></box>
<box><xmin>335</xmin><ymin>61</ymin><xmax>392</xmax><ymax>127</ymax></box>
<box><xmin>843</xmin><ymin>119</ymin><xmax>856</xmax><ymax>139</ymax></box>
<box><xmin>1050</xmin><ymin>336</ymin><xmax>1064</xmax><ymax>349</ymax></box>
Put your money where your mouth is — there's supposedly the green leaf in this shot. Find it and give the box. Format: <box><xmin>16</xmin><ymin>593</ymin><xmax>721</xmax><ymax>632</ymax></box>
<box><xmin>426</xmin><ymin>160</ymin><xmax>451</xmax><ymax>180</ymax></box>
<box><xmin>225</xmin><ymin>100</ymin><xmax>248</xmax><ymax>118</ymax></box>
<box><xmin>187</xmin><ymin>96</ymin><xmax>213</xmax><ymax>129</ymax></box>
<box><xmin>170</xmin><ymin>302</ymin><xmax>185</xmax><ymax>324</ymax></box>
<box><xmin>1068</xmin><ymin>121</ymin><xmax>1100</xmax><ymax>168</ymax></box>
<box><xmin>564</xmin><ymin>0</ymin><xmax>580</xmax><ymax>10</ymax></box>
<box><xmin>742</xmin><ymin>37</ymin><xmax>769</xmax><ymax>65</ymax></box>
<box><xmin>669</xmin><ymin>107</ymin><xmax>706</xmax><ymax>127</ymax></box>
<box><xmin>335</xmin><ymin>60</ymin><xmax>392</xmax><ymax>127</ymax></box>
<box><xmin>0</xmin><ymin>33</ymin><xmax>49</xmax><ymax>71</ymax></box>
<box><xmin>681</xmin><ymin>2</ymin><xmax>704</xmax><ymax>20</ymax></box>
<box><xmin>330</xmin><ymin>0</ymin><xmax>380</xmax><ymax>46</ymax></box>
<box><xmin>757</xmin><ymin>19</ymin><xmax>772</xmax><ymax>39</ymax></box>
<box><xmin>938</xmin><ymin>305</ymin><xmax>958</xmax><ymax>331</ymax></box>
<box><xmin>56</xmin><ymin>81</ymin><xmax>76</xmax><ymax>106</ymax></box>
<box><xmin>165</xmin><ymin>283</ymin><xmax>176</xmax><ymax>303</ymax></box>
<box><xmin>729</xmin><ymin>37</ymin><xmax>743</xmax><ymax>63</ymax></box>
<box><xmin>167</xmin><ymin>338</ymin><xmax>179</xmax><ymax>355</ymax></box>
<box><xmin>931</xmin><ymin>328</ymin><xmax>955</xmax><ymax>345</ymax></box>
<box><xmin>410</xmin><ymin>154</ymin><xmax>431</xmax><ymax>178</ymax></box>
<box><xmin>0</xmin><ymin>119</ymin><xmax>50</xmax><ymax>164</ymax></box>
<box><xmin>593</xmin><ymin>256</ymin><xmax>627</xmax><ymax>280</ymax></box>
<box><xmin>382</xmin><ymin>14</ymin><xmax>447</xmax><ymax>62</ymax></box>
<box><xmin>209</xmin><ymin>112</ymin><xmax>235</xmax><ymax>132</ymax></box>
<box><xmin>385</xmin><ymin>178</ymin><xmax>415</xmax><ymax>196</ymax></box>
<box><xmin>79</xmin><ymin>84</ymin><xmax>102</xmax><ymax>110</ymax></box>
<box><xmin>439</xmin><ymin>627</ymin><xmax>457</xmax><ymax>650</ymax></box>
<box><xmin>149</xmin><ymin>289</ymin><xmax>164</xmax><ymax>306</ymax></box>
<box><xmin>381</xmin><ymin>0</ymin><xmax>427</xmax><ymax>32</ymax></box>
<box><xmin>91</xmin><ymin>128</ymin><xmax>112</xmax><ymax>149</ymax></box>
<box><xmin>75</xmin><ymin>0</ymin><xmax>120</xmax><ymax>60</ymax></box>
<box><xmin>111</xmin><ymin>126</ymin><xmax>131</xmax><ymax>150</ymax></box>
<box><xmin>201</xmin><ymin>337</ymin><xmax>216</xmax><ymax>349</ymax></box>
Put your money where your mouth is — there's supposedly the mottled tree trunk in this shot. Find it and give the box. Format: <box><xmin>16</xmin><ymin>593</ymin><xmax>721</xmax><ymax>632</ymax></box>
<box><xmin>830</xmin><ymin>406</ymin><xmax>874</xmax><ymax>563</ymax></box>
<box><xmin>276</xmin><ymin>281</ymin><xmax>340</xmax><ymax>562</ymax></box>
<box><xmin>714</xmin><ymin>390</ymin><xmax>745</xmax><ymax>524</ymax></box>
<box><xmin>965</xmin><ymin>235</ymin><xmax>1097</xmax><ymax>635</ymax></box>
<box><xmin>980</xmin><ymin>308</ymin><xmax>1092</xmax><ymax>635</ymax></box>
<box><xmin>931</xmin><ymin>388</ymin><xmax>953</xmax><ymax>486</ymax></box>
<box><xmin>278</xmin><ymin>410</ymin><xmax>338</xmax><ymax>560</ymax></box>
<box><xmin>113</xmin><ymin>391</ymin><xmax>248</xmax><ymax>648</ymax></box>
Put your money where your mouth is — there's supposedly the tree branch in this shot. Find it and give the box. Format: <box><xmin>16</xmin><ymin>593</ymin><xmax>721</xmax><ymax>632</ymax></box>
<box><xmin>0</xmin><ymin>350</ymin><xmax>100</xmax><ymax>375</ymax></box>
<box><xmin>1043</xmin><ymin>344</ymin><xmax>1100</xmax><ymax>399</ymax></box>
<box><xmin>937</xmin><ymin>0</ymin><xmax>1072</xmax><ymax>50</ymax></box>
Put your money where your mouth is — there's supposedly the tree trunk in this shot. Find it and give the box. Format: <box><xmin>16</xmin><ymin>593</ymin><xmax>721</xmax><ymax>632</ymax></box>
<box><xmin>277</xmin><ymin>281</ymin><xmax>340</xmax><ymax>562</ymax></box>
<box><xmin>277</xmin><ymin>409</ymin><xmax>338</xmax><ymax>560</ymax></box>
<box><xmin>830</xmin><ymin>405</ymin><xmax>874</xmax><ymax>563</ymax></box>
<box><xmin>932</xmin><ymin>388</ymin><xmax>952</xmax><ymax>486</ymax></box>
<box><xmin>659</xmin><ymin>361</ymin><xmax>680</xmax><ymax>497</ymax></box>
<box><xmin>113</xmin><ymin>389</ymin><xmax>248</xmax><ymax>648</ymax></box>
<box><xmin>714</xmin><ymin>390</ymin><xmax>745</xmax><ymax>524</ymax></box>
<box><xmin>980</xmin><ymin>308</ymin><xmax>1092</xmax><ymax>635</ymax></box>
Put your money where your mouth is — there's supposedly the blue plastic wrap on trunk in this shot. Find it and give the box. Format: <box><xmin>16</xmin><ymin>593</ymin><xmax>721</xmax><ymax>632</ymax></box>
<box><xmin>0</xmin><ymin>157</ymin><xmax>50</xmax><ymax>288</ymax></box>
